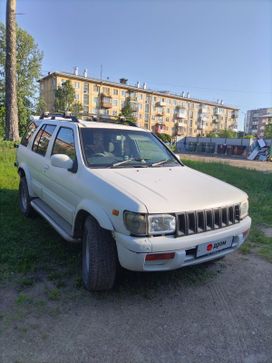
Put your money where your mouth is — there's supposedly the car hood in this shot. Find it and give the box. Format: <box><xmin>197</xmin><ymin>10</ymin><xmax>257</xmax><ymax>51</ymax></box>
<box><xmin>92</xmin><ymin>166</ymin><xmax>248</xmax><ymax>213</ymax></box>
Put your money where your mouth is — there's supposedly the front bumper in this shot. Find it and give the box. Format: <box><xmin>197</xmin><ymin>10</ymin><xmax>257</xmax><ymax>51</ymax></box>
<box><xmin>114</xmin><ymin>216</ymin><xmax>251</xmax><ymax>271</ymax></box>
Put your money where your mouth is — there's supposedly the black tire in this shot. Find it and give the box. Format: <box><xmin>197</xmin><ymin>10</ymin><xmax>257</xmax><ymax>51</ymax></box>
<box><xmin>19</xmin><ymin>177</ymin><xmax>35</xmax><ymax>217</ymax></box>
<box><xmin>82</xmin><ymin>216</ymin><xmax>118</xmax><ymax>291</ymax></box>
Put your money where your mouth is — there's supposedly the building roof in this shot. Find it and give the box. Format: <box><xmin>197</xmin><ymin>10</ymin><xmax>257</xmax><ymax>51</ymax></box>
<box><xmin>39</xmin><ymin>71</ymin><xmax>239</xmax><ymax>111</ymax></box>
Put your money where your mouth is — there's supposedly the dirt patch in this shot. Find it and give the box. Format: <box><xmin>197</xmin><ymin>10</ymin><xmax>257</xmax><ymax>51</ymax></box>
<box><xmin>0</xmin><ymin>252</ymin><xmax>272</xmax><ymax>363</ymax></box>
<box><xmin>180</xmin><ymin>153</ymin><xmax>272</xmax><ymax>172</ymax></box>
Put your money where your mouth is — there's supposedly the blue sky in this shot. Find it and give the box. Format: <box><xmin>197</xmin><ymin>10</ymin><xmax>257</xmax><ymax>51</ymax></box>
<box><xmin>1</xmin><ymin>0</ymin><xmax>271</xmax><ymax>130</ymax></box>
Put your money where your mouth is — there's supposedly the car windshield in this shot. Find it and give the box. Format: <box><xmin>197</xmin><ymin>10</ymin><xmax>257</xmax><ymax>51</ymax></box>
<box><xmin>80</xmin><ymin>128</ymin><xmax>181</xmax><ymax>169</ymax></box>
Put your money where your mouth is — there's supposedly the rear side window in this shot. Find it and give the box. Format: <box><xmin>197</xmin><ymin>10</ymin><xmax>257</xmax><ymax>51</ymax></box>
<box><xmin>32</xmin><ymin>124</ymin><xmax>56</xmax><ymax>156</ymax></box>
<box><xmin>21</xmin><ymin>122</ymin><xmax>37</xmax><ymax>147</ymax></box>
<box><xmin>52</xmin><ymin>127</ymin><xmax>76</xmax><ymax>160</ymax></box>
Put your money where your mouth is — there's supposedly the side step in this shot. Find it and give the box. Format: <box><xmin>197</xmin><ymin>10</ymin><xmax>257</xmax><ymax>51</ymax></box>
<box><xmin>31</xmin><ymin>199</ymin><xmax>80</xmax><ymax>243</ymax></box>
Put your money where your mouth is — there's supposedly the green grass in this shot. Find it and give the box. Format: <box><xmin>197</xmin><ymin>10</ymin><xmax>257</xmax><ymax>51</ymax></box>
<box><xmin>0</xmin><ymin>140</ymin><xmax>80</xmax><ymax>280</ymax></box>
<box><xmin>0</xmin><ymin>141</ymin><xmax>271</xmax><ymax>284</ymax></box>
<box><xmin>184</xmin><ymin>159</ymin><xmax>272</xmax><ymax>261</ymax></box>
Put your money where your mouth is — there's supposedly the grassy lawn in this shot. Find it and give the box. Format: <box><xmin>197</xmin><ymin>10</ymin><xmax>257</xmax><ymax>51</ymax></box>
<box><xmin>0</xmin><ymin>141</ymin><xmax>271</xmax><ymax>283</ymax></box>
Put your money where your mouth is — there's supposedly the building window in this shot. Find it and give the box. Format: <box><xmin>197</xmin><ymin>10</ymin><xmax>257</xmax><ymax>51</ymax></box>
<box><xmin>153</xmin><ymin>96</ymin><xmax>157</xmax><ymax>102</ymax></box>
<box><xmin>112</xmin><ymin>99</ymin><xmax>118</xmax><ymax>107</ymax></box>
<box><xmin>83</xmin><ymin>94</ymin><xmax>89</xmax><ymax>105</ymax></box>
<box><xmin>102</xmin><ymin>87</ymin><xmax>110</xmax><ymax>95</ymax></box>
<box><xmin>93</xmin><ymin>85</ymin><xmax>99</xmax><ymax>92</ymax></box>
<box><xmin>121</xmin><ymin>90</ymin><xmax>126</xmax><ymax>97</ymax></box>
<box><xmin>75</xmin><ymin>94</ymin><xmax>80</xmax><ymax>101</ymax></box>
<box><xmin>74</xmin><ymin>82</ymin><xmax>80</xmax><ymax>89</ymax></box>
<box><xmin>137</xmin><ymin>94</ymin><xmax>143</xmax><ymax>100</ymax></box>
<box><xmin>84</xmin><ymin>82</ymin><xmax>89</xmax><ymax>93</ymax></box>
<box><xmin>112</xmin><ymin>110</ymin><xmax>118</xmax><ymax>116</ymax></box>
<box><xmin>113</xmin><ymin>89</ymin><xmax>119</xmax><ymax>95</ymax></box>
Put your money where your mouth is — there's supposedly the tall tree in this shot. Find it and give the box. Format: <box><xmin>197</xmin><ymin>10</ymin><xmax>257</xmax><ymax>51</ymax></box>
<box><xmin>5</xmin><ymin>0</ymin><xmax>19</xmax><ymax>141</ymax></box>
<box><xmin>0</xmin><ymin>22</ymin><xmax>43</xmax><ymax>136</ymax></box>
<box><xmin>119</xmin><ymin>97</ymin><xmax>137</xmax><ymax>123</ymax></box>
<box><xmin>54</xmin><ymin>80</ymin><xmax>77</xmax><ymax>112</ymax></box>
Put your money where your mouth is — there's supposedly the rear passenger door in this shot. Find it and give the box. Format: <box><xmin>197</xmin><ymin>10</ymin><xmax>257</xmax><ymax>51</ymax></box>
<box><xmin>42</xmin><ymin>126</ymin><xmax>80</xmax><ymax>225</ymax></box>
<box><xmin>27</xmin><ymin>123</ymin><xmax>56</xmax><ymax>198</ymax></box>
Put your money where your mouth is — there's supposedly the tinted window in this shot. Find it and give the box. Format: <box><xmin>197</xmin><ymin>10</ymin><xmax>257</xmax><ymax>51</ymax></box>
<box><xmin>32</xmin><ymin>124</ymin><xmax>56</xmax><ymax>156</ymax></box>
<box><xmin>21</xmin><ymin>122</ymin><xmax>37</xmax><ymax>147</ymax></box>
<box><xmin>52</xmin><ymin>127</ymin><xmax>76</xmax><ymax>160</ymax></box>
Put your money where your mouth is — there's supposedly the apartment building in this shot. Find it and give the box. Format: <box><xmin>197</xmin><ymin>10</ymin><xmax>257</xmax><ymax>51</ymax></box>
<box><xmin>244</xmin><ymin>108</ymin><xmax>272</xmax><ymax>137</ymax></box>
<box><xmin>39</xmin><ymin>70</ymin><xmax>239</xmax><ymax>138</ymax></box>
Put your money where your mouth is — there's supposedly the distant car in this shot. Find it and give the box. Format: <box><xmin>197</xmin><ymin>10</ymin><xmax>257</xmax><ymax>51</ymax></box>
<box><xmin>16</xmin><ymin>114</ymin><xmax>251</xmax><ymax>291</ymax></box>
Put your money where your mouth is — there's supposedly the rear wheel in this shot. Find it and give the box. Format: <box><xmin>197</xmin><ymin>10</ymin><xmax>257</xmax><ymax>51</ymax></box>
<box><xmin>19</xmin><ymin>177</ymin><xmax>35</xmax><ymax>217</ymax></box>
<box><xmin>82</xmin><ymin>216</ymin><xmax>118</xmax><ymax>291</ymax></box>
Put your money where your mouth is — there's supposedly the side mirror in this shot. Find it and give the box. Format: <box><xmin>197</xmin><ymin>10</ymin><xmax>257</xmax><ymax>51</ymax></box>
<box><xmin>51</xmin><ymin>154</ymin><xmax>74</xmax><ymax>170</ymax></box>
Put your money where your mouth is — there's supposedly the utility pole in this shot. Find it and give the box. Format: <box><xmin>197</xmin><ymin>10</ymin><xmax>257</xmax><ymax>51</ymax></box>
<box><xmin>5</xmin><ymin>0</ymin><xmax>19</xmax><ymax>141</ymax></box>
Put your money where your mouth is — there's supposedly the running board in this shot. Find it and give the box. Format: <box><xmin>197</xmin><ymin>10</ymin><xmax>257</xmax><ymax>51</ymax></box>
<box><xmin>31</xmin><ymin>199</ymin><xmax>80</xmax><ymax>243</ymax></box>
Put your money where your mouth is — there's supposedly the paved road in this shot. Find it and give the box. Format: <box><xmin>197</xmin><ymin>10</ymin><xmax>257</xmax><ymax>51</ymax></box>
<box><xmin>1</xmin><ymin>252</ymin><xmax>272</xmax><ymax>363</ymax></box>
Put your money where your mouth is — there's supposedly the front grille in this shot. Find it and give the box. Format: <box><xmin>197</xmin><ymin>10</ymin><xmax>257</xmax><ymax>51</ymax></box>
<box><xmin>177</xmin><ymin>205</ymin><xmax>240</xmax><ymax>236</ymax></box>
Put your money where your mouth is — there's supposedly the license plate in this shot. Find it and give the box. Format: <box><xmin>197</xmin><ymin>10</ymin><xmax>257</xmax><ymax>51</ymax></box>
<box><xmin>196</xmin><ymin>237</ymin><xmax>233</xmax><ymax>258</ymax></box>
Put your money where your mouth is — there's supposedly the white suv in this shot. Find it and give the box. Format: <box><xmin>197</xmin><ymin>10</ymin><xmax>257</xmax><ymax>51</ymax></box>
<box><xmin>16</xmin><ymin>115</ymin><xmax>251</xmax><ymax>291</ymax></box>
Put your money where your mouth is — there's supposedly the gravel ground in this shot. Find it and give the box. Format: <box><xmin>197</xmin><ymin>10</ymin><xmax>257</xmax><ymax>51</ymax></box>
<box><xmin>1</xmin><ymin>252</ymin><xmax>272</xmax><ymax>363</ymax></box>
<box><xmin>180</xmin><ymin>153</ymin><xmax>272</xmax><ymax>172</ymax></box>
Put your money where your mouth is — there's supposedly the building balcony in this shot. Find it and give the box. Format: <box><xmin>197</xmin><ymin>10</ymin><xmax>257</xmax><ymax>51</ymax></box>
<box><xmin>156</xmin><ymin>109</ymin><xmax>165</xmax><ymax>116</ymax></box>
<box><xmin>156</xmin><ymin>101</ymin><xmax>166</xmax><ymax>107</ymax></box>
<box><xmin>214</xmin><ymin>107</ymin><xmax>224</xmax><ymax>116</ymax></box>
<box><xmin>199</xmin><ymin>105</ymin><xmax>209</xmax><ymax>113</ymax></box>
<box><xmin>175</xmin><ymin>107</ymin><xmax>187</xmax><ymax>119</ymax></box>
<box><xmin>101</xmin><ymin>94</ymin><xmax>112</xmax><ymax>108</ymax></box>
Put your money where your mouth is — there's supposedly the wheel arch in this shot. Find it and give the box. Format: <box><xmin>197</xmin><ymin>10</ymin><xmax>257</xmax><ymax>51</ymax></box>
<box><xmin>73</xmin><ymin>202</ymin><xmax>114</xmax><ymax>238</ymax></box>
<box><xmin>18</xmin><ymin>164</ymin><xmax>35</xmax><ymax>197</ymax></box>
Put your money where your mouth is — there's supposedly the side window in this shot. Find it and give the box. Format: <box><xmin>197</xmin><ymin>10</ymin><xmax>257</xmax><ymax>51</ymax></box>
<box><xmin>32</xmin><ymin>124</ymin><xmax>56</xmax><ymax>156</ymax></box>
<box><xmin>52</xmin><ymin>127</ymin><xmax>76</xmax><ymax>160</ymax></box>
<box><xmin>21</xmin><ymin>122</ymin><xmax>37</xmax><ymax>147</ymax></box>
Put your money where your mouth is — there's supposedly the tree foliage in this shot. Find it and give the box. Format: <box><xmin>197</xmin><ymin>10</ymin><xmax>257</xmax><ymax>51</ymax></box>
<box><xmin>264</xmin><ymin>123</ymin><xmax>272</xmax><ymax>139</ymax></box>
<box><xmin>206</xmin><ymin>129</ymin><xmax>237</xmax><ymax>138</ymax></box>
<box><xmin>54</xmin><ymin>80</ymin><xmax>80</xmax><ymax>113</ymax></box>
<box><xmin>119</xmin><ymin>97</ymin><xmax>137</xmax><ymax>123</ymax></box>
<box><xmin>156</xmin><ymin>132</ymin><xmax>171</xmax><ymax>143</ymax></box>
<box><xmin>0</xmin><ymin>22</ymin><xmax>43</xmax><ymax>136</ymax></box>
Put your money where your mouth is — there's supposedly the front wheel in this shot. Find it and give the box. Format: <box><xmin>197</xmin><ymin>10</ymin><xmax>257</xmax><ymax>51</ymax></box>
<box><xmin>19</xmin><ymin>177</ymin><xmax>35</xmax><ymax>217</ymax></box>
<box><xmin>82</xmin><ymin>216</ymin><xmax>118</xmax><ymax>291</ymax></box>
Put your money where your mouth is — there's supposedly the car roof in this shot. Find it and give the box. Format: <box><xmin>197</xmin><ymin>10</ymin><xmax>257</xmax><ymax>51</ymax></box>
<box><xmin>35</xmin><ymin>117</ymin><xmax>149</xmax><ymax>133</ymax></box>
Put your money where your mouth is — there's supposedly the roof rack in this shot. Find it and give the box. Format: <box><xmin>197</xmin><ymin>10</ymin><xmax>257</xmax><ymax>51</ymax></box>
<box><xmin>39</xmin><ymin>112</ymin><xmax>79</xmax><ymax>122</ymax></box>
<box><xmin>94</xmin><ymin>116</ymin><xmax>138</xmax><ymax>127</ymax></box>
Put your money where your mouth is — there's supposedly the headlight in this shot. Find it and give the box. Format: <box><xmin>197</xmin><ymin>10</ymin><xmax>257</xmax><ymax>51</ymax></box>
<box><xmin>148</xmin><ymin>214</ymin><xmax>176</xmax><ymax>235</ymax></box>
<box><xmin>240</xmin><ymin>199</ymin><xmax>249</xmax><ymax>219</ymax></box>
<box><xmin>123</xmin><ymin>211</ymin><xmax>147</xmax><ymax>236</ymax></box>
<box><xmin>123</xmin><ymin>211</ymin><xmax>176</xmax><ymax>236</ymax></box>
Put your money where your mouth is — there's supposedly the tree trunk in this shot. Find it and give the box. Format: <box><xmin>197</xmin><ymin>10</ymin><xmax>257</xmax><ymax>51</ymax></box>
<box><xmin>5</xmin><ymin>0</ymin><xmax>19</xmax><ymax>141</ymax></box>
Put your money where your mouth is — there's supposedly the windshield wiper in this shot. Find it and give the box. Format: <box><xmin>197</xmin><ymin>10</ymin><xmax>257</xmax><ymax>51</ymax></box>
<box><xmin>151</xmin><ymin>159</ymin><xmax>176</xmax><ymax>167</ymax></box>
<box><xmin>110</xmin><ymin>158</ymin><xmax>146</xmax><ymax>168</ymax></box>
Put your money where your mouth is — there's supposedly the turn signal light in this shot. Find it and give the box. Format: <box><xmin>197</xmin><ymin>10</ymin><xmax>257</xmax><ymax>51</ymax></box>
<box><xmin>145</xmin><ymin>252</ymin><xmax>175</xmax><ymax>261</ymax></box>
